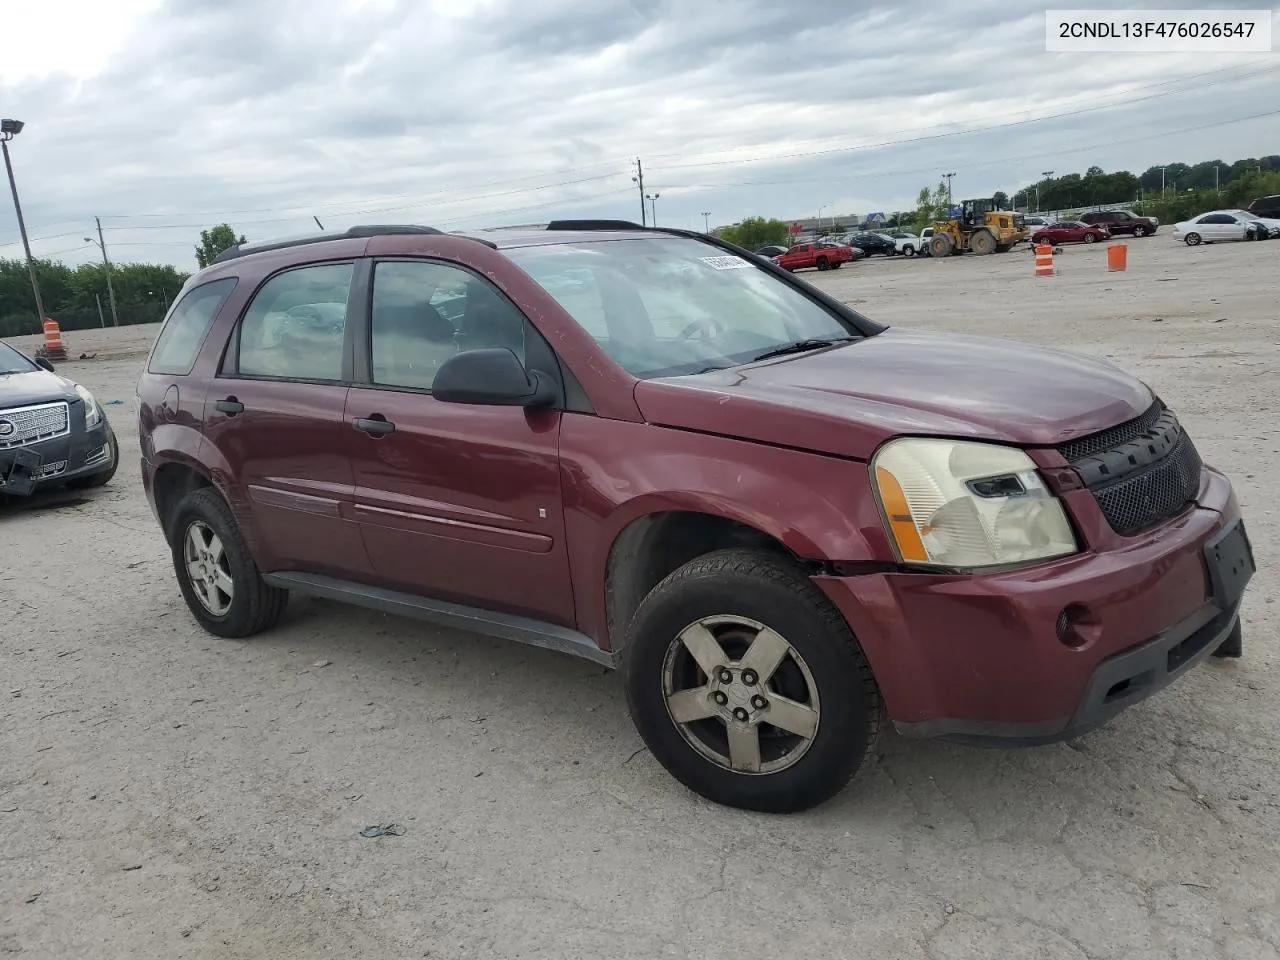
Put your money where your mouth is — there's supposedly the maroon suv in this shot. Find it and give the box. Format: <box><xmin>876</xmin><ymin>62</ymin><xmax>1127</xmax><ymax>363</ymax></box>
<box><xmin>136</xmin><ymin>221</ymin><xmax>1254</xmax><ymax>813</ymax></box>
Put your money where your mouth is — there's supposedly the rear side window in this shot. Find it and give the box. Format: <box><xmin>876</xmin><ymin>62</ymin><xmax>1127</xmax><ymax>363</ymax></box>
<box><xmin>236</xmin><ymin>262</ymin><xmax>354</xmax><ymax>382</ymax></box>
<box><xmin>147</xmin><ymin>277</ymin><xmax>238</xmax><ymax>376</ymax></box>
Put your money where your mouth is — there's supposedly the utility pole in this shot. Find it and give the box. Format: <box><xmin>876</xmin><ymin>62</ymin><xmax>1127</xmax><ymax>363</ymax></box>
<box><xmin>1037</xmin><ymin>170</ymin><xmax>1054</xmax><ymax>213</ymax></box>
<box><xmin>1160</xmin><ymin>165</ymin><xmax>1167</xmax><ymax>197</ymax></box>
<box><xmin>95</xmin><ymin>293</ymin><xmax>106</xmax><ymax>328</ymax></box>
<box><xmin>701</xmin><ymin>211</ymin><xmax>711</xmax><ymax>233</ymax></box>
<box><xmin>95</xmin><ymin>217</ymin><xmax>120</xmax><ymax>327</ymax></box>
<box><xmin>632</xmin><ymin>157</ymin><xmax>647</xmax><ymax>226</ymax></box>
<box><xmin>1</xmin><ymin>121</ymin><xmax>47</xmax><ymax>329</ymax></box>
<box><xmin>1214</xmin><ymin>163</ymin><xmax>1220</xmax><ymax>193</ymax></box>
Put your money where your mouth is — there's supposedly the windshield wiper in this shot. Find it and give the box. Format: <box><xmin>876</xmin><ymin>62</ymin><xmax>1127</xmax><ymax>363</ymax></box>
<box><xmin>750</xmin><ymin>336</ymin><xmax>858</xmax><ymax>363</ymax></box>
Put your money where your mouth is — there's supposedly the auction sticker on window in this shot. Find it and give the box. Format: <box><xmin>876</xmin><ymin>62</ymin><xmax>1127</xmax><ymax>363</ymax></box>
<box><xmin>1046</xmin><ymin>9</ymin><xmax>1272</xmax><ymax>51</ymax></box>
<box><xmin>699</xmin><ymin>255</ymin><xmax>752</xmax><ymax>270</ymax></box>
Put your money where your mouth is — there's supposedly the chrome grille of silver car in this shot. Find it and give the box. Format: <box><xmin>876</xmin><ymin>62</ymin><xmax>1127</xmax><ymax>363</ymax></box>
<box><xmin>0</xmin><ymin>401</ymin><xmax>71</xmax><ymax>449</ymax></box>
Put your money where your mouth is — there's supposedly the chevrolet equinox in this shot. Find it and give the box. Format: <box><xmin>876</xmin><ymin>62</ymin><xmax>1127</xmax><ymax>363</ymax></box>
<box><xmin>136</xmin><ymin>221</ymin><xmax>1255</xmax><ymax>812</ymax></box>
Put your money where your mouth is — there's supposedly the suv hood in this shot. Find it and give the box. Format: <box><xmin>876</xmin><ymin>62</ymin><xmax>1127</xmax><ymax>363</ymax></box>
<box><xmin>634</xmin><ymin>328</ymin><xmax>1153</xmax><ymax>460</ymax></box>
<box><xmin>0</xmin><ymin>369</ymin><xmax>76</xmax><ymax>409</ymax></box>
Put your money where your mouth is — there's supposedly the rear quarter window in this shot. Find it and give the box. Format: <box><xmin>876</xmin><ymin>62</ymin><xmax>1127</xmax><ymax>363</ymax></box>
<box><xmin>147</xmin><ymin>277</ymin><xmax>238</xmax><ymax>376</ymax></box>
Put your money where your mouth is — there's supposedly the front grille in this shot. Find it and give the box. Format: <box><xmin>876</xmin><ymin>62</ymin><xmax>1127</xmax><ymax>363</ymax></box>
<box><xmin>1058</xmin><ymin>401</ymin><xmax>1203</xmax><ymax>536</ymax></box>
<box><xmin>1056</xmin><ymin>401</ymin><xmax>1163</xmax><ymax>463</ymax></box>
<box><xmin>0</xmin><ymin>401</ymin><xmax>71</xmax><ymax>449</ymax></box>
<box><xmin>1091</xmin><ymin>433</ymin><xmax>1203</xmax><ymax>535</ymax></box>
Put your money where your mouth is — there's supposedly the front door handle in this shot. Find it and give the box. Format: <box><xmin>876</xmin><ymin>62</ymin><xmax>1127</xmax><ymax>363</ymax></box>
<box><xmin>352</xmin><ymin>416</ymin><xmax>395</xmax><ymax>436</ymax></box>
<box><xmin>215</xmin><ymin>397</ymin><xmax>244</xmax><ymax>415</ymax></box>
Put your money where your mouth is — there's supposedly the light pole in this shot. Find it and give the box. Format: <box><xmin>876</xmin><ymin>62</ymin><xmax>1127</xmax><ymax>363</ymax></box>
<box><xmin>646</xmin><ymin>192</ymin><xmax>660</xmax><ymax>226</ymax></box>
<box><xmin>632</xmin><ymin>158</ymin><xmax>647</xmax><ymax>226</ymax></box>
<box><xmin>700</xmin><ymin>211</ymin><xmax>711</xmax><ymax>233</ymax></box>
<box><xmin>84</xmin><ymin>216</ymin><xmax>120</xmax><ymax>327</ymax></box>
<box><xmin>942</xmin><ymin>172</ymin><xmax>956</xmax><ymax>210</ymax></box>
<box><xmin>1214</xmin><ymin>163</ymin><xmax>1220</xmax><ymax>193</ymax></box>
<box><xmin>1160</xmin><ymin>165</ymin><xmax>1167</xmax><ymax>196</ymax></box>
<box><xmin>1</xmin><ymin>118</ymin><xmax>48</xmax><ymax>330</ymax></box>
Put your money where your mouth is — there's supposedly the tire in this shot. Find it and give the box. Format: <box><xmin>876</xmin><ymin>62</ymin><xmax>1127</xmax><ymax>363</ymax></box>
<box><xmin>1212</xmin><ymin>620</ymin><xmax>1242</xmax><ymax>658</ymax></box>
<box><xmin>929</xmin><ymin>233</ymin><xmax>954</xmax><ymax>258</ymax></box>
<box><xmin>1083</xmin><ymin>233</ymin><xmax>1097</xmax><ymax>244</ymax></box>
<box><xmin>816</xmin><ymin>257</ymin><xmax>830</xmax><ymax>271</ymax></box>
<box><xmin>1133</xmin><ymin>225</ymin><xmax>1148</xmax><ymax>237</ymax></box>
<box><xmin>66</xmin><ymin>430</ymin><xmax>118</xmax><ymax>490</ymax></box>
<box><xmin>969</xmin><ymin>229</ymin><xmax>996</xmax><ymax>255</ymax></box>
<box><xmin>1185</xmin><ymin>233</ymin><xmax>1202</xmax><ymax>246</ymax></box>
<box><xmin>169</xmin><ymin>486</ymin><xmax>288</xmax><ymax>638</ymax></box>
<box><xmin>831</xmin><ymin>261</ymin><xmax>843</xmax><ymax>269</ymax></box>
<box><xmin>622</xmin><ymin>549</ymin><xmax>882</xmax><ymax>813</ymax></box>
<box><xmin>903</xmin><ymin>245</ymin><xmax>916</xmax><ymax>257</ymax></box>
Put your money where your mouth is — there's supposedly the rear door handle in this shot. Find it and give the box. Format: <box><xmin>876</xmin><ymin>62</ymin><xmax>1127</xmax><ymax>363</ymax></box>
<box><xmin>215</xmin><ymin>397</ymin><xmax>244</xmax><ymax>415</ymax></box>
<box><xmin>352</xmin><ymin>416</ymin><xmax>395</xmax><ymax>436</ymax></box>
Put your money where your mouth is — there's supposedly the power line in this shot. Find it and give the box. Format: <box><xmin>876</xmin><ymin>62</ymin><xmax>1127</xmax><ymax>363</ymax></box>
<box><xmin>649</xmin><ymin>61</ymin><xmax>1280</xmax><ymax>172</ymax></box>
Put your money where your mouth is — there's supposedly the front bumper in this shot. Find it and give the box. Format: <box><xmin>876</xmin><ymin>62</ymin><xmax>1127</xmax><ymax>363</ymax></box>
<box><xmin>815</xmin><ymin>467</ymin><xmax>1253</xmax><ymax>745</ymax></box>
<box><xmin>0</xmin><ymin>412</ymin><xmax>115</xmax><ymax>496</ymax></box>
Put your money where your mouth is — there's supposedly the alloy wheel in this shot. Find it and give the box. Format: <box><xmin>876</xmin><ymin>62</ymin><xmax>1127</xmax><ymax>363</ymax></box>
<box><xmin>184</xmin><ymin>521</ymin><xmax>233</xmax><ymax>616</ymax></box>
<box><xmin>661</xmin><ymin>615</ymin><xmax>820</xmax><ymax>775</ymax></box>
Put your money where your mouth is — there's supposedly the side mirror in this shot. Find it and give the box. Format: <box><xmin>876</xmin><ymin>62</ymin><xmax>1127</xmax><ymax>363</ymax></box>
<box><xmin>35</xmin><ymin>356</ymin><xmax>55</xmax><ymax>372</ymax></box>
<box><xmin>432</xmin><ymin>348</ymin><xmax>557</xmax><ymax>409</ymax></box>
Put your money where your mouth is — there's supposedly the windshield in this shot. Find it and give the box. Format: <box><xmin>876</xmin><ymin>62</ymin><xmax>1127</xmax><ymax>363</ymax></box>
<box><xmin>0</xmin><ymin>340</ymin><xmax>37</xmax><ymax>376</ymax></box>
<box><xmin>506</xmin><ymin>237</ymin><xmax>858</xmax><ymax>378</ymax></box>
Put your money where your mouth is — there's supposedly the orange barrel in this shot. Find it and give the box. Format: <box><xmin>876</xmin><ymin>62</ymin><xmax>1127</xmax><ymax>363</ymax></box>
<box><xmin>1034</xmin><ymin>244</ymin><xmax>1054</xmax><ymax>277</ymax></box>
<box><xmin>41</xmin><ymin>319</ymin><xmax>68</xmax><ymax>359</ymax></box>
<box><xmin>1107</xmin><ymin>243</ymin><xmax>1127</xmax><ymax>272</ymax></box>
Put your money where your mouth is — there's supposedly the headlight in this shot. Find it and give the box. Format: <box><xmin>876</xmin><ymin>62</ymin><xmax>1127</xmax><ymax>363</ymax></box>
<box><xmin>75</xmin><ymin>384</ymin><xmax>101</xmax><ymax>427</ymax></box>
<box><xmin>872</xmin><ymin>438</ymin><xmax>1078</xmax><ymax>569</ymax></box>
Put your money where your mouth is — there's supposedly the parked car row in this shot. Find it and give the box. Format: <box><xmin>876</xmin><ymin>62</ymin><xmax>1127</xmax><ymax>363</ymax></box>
<box><xmin>1171</xmin><ymin>209</ymin><xmax>1280</xmax><ymax>245</ymax></box>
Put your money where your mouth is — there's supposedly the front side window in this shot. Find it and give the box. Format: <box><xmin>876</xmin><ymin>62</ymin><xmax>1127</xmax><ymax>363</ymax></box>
<box><xmin>147</xmin><ymin>277</ymin><xmax>238</xmax><ymax>376</ymax></box>
<box><xmin>371</xmin><ymin>260</ymin><xmax>526</xmax><ymax>391</ymax></box>
<box><xmin>237</xmin><ymin>262</ymin><xmax>353</xmax><ymax>381</ymax></box>
<box><xmin>507</xmin><ymin>237</ymin><xmax>859</xmax><ymax>379</ymax></box>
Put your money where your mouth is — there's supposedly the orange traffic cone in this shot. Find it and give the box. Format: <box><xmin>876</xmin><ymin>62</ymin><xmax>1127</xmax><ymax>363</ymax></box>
<box><xmin>1034</xmin><ymin>244</ymin><xmax>1054</xmax><ymax>278</ymax></box>
<box><xmin>39</xmin><ymin>318</ymin><xmax>68</xmax><ymax>360</ymax></box>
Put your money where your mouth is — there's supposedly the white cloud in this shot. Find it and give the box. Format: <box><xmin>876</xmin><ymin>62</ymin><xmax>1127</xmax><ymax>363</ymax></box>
<box><xmin>1</xmin><ymin>0</ymin><xmax>1277</xmax><ymax>268</ymax></box>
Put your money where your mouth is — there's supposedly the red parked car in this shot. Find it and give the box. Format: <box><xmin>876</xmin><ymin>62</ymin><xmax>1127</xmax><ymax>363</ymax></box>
<box><xmin>1031</xmin><ymin>221</ymin><xmax>1111</xmax><ymax>245</ymax></box>
<box><xmin>137</xmin><ymin>220</ymin><xmax>1253</xmax><ymax>813</ymax></box>
<box><xmin>774</xmin><ymin>240</ymin><xmax>855</xmax><ymax>271</ymax></box>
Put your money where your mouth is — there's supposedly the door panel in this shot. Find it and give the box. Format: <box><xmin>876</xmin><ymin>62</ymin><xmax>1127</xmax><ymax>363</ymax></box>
<box><xmin>200</xmin><ymin>259</ymin><xmax>371</xmax><ymax>578</ymax></box>
<box><xmin>204</xmin><ymin>378</ymin><xmax>370</xmax><ymax>577</ymax></box>
<box><xmin>345</xmin><ymin>390</ymin><xmax>574</xmax><ymax>624</ymax></box>
<box><xmin>346</xmin><ymin>257</ymin><xmax>576</xmax><ymax>626</ymax></box>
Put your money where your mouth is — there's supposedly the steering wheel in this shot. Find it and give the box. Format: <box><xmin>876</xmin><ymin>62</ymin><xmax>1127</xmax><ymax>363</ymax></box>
<box><xmin>677</xmin><ymin>317</ymin><xmax>724</xmax><ymax>341</ymax></box>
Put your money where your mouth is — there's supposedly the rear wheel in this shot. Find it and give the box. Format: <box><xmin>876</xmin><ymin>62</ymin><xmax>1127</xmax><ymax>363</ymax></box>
<box><xmin>903</xmin><ymin>245</ymin><xmax>916</xmax><ymax>257</ymax></box>
<box><xmin>969</xmin><ymin>229</ymin><xmax>997</xmax><ymax>255</ymax></box>
<box><xmin>170</xmin><ymin>487</ymin><xmax>289</xmax><ymax>638</ymax></box>
<box><xmin>623</xmin><ymin>549</ymin><xmax>882</xmax><ymax>813</ymax></box>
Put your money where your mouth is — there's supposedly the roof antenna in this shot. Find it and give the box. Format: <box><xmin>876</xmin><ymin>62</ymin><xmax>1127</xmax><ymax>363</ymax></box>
<box><xmin>313</xmin><ymin>216</ymin><xmax>324</xmax><ymax>230</ymax></box>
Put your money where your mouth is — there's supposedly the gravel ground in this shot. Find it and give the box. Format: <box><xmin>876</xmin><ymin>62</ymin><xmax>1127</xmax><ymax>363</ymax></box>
<box><xmin>2</xmin><ymin>237</ymin><xmax>1277</xmax><ymax>959</ymax></box>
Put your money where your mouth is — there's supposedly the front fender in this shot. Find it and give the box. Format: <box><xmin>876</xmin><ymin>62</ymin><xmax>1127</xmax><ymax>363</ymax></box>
<box><xmin>559</xmin><ymin>416</ymin><xmax>893</xmax><ymax>646</ymax></box>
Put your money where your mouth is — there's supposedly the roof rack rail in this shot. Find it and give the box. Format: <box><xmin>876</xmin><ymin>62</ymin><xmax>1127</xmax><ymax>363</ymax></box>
<box><xmin>212</xmin><ymin>224</ymin><xmax>445</xmax><ymax>264</ymax></box>
<box><xmin>545</xmin><ymin>219</ymin><xmax>647</xmax><ymax>231</ymax></box>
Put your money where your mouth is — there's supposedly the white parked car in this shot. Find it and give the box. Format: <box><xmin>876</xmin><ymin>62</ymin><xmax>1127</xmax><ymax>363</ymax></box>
<box><xmin>1172</xmin><ymin>209</ymin><xmax>1280</xmax><ymax>245</ymax></box>
<box><xmin>881</xmin><ymin>232</ymin><xmax>925</xmax><ymax>256</ymax></box>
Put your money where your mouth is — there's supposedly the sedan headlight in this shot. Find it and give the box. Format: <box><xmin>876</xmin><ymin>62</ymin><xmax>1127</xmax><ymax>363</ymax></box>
<box><xmin>872</xmin><ymin>438</ymin><xmax>1078</xmax><ymax>570</ymax></box>
<box><xmin>75</xmin><ymin>384</ymin><xmax>102</xmax><ymax>427</ymax></box>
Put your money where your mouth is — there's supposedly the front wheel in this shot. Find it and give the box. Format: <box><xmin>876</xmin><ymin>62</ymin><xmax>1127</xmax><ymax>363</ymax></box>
<box><xmin>1185</xmin><ymin>233</ymin><xmax>1202</xmax><ymax>246</ymax></box>
<box><xmin>1083</xmin><ymin>233</ymin><xmax>1097</xmax><ymax>244</ymax></box>
<box><xmin>1133</xmin><ymin>225</ymin><xmax>1148</xmax><ymax>237</ymax></box>
<box><xmin>622</xmin><ymin>549</ymin><xmax>882</xmax><ymax>813</ymax></box>
<box><xmin>816</xmin><ymin>257</ymin><xmax>830</xmax><ymax>271</ymax></box>
<box><xmin>170</xmin><ymin>487</ymin><xmax>289</xmax><ymax>638</ymax></box>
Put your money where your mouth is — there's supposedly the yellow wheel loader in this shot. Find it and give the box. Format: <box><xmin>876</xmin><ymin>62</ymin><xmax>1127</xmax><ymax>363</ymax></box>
<box><xmin>928</xmin><ymin>199</ymin><xmax>1028</xmax><ymax>257</ymax></box>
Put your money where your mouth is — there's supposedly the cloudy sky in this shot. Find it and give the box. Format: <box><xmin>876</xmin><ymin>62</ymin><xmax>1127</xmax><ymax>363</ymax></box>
<box><xmin>2</xmin><ymin>0</ymin><xmax>1278</xmax><ymax>269</ymax></box>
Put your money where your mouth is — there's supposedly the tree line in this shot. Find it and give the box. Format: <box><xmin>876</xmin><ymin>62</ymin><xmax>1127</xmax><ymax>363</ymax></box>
<box><xmin>0</xmin><ymin>223</ymin><xmax>247</xmax><ymax>338</ymax></box>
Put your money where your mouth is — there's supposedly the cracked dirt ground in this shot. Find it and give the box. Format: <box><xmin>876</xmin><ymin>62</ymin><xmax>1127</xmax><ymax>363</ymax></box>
<box><xmin>1</xmin><ymin>239</ymin><xmax>1277</xmax><ymax>959</ymax></box>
